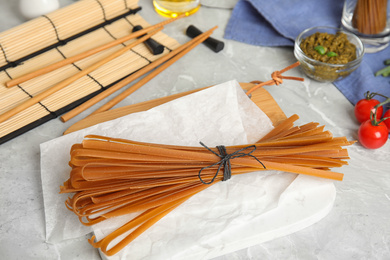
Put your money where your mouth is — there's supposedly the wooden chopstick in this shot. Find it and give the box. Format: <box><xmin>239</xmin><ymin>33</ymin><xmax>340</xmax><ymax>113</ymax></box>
<box><xmin>90</xmin><ymin>26</ymin><xmax>218</xmax><ymax>115</ymax></box>
<box><xmin>5</xmin><ymin>14</ymin><xmax>186</xmax><ymax>88</ymax></box>
<box><xmin>60</xmin><ymin>26</ymin><xmax>218</xmax><ymax>122</ymax></box>
<box><xmin>0</xmin><ymin>29</ymin><xmax>162</xmax><ymax>124</ymax></box>
<box><xmin>63</xmin><ymin>87</ymin><xmax>208</xmax><ymax>134</ymax></box>
<box><xmin>62</xmin><ymin>83</ymin><xmax>282</xmax><ymax>135</ymax></box>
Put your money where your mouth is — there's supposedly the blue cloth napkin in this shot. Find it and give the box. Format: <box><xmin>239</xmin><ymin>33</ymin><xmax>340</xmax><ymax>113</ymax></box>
<box><xmin>225</xmin><ymin>0</ymin><xmax>390</xmax><ymax>108</ymax></box>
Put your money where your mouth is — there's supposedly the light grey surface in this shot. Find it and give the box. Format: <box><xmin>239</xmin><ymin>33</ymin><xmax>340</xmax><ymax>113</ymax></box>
<box><xmin>0</xmin><ymin>0</ymin><xmax>389</xmax><ymax>259</ymax></box>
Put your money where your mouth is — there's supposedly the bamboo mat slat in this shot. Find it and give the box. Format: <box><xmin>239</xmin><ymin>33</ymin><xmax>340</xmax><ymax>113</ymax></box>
<box><xmin>0</xmin><ymin>0</ymin><xmax>182</xmax><ymax>144</ymax></box>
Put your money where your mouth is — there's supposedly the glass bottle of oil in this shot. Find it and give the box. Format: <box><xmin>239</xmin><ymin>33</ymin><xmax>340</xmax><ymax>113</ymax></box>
<box><xmin>153</xmin><ymin>0</ymin><xmax>201</xmax><ymax>18</ymax></box>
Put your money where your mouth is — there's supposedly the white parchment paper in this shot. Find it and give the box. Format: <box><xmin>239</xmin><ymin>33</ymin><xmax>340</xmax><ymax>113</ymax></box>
<box><xmin>40</xmin><ymin>80</ymin><xmax>335</xmax><ymax>259</ymax></box>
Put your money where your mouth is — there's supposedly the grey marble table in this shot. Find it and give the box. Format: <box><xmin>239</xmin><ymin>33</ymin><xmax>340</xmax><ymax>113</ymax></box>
<box><xmin>0</xmin><ymin>0</ymin><xmax>389</xmax><ymax>259</ymax></box>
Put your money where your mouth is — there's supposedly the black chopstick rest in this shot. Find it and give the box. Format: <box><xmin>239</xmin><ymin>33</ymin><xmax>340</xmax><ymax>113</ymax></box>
<box><xmin>132</xmin><ymin>25</ymin><xmax>164</xmax><ymax>55</ymax></box>
<box><xmin>186</xmin><ymin>25</ymin><xmax>224</xmax><ymax>53</ymax></box>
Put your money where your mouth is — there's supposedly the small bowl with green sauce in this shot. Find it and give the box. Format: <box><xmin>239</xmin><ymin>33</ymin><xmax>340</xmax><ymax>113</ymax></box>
<box><xmin>294</xmin><ymin>26</ymin><xmax>365</xmax><ymax>82</ymax></box>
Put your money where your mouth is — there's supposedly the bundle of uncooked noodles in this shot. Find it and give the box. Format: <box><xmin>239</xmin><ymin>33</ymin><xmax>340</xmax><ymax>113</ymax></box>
<box><xmin>60</xmin><ymin>114</ymin><xmax>354</xmax><ymax>256</ymax></box>
<box><xmin>352</xmin><ymin>0</ymin><xmax>388</xmax><ymax>35</ymax></box>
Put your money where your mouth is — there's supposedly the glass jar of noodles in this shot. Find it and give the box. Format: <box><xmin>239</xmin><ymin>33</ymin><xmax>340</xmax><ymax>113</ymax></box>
<box><xmin>153</xmin><ymin>0</ymin><xmax>201</xmax><ymax>18</ymax></box>
<box><xmin>341</xmin><ymin>0</ymin><xmax>390</xmax><ymax>53</ymax></box>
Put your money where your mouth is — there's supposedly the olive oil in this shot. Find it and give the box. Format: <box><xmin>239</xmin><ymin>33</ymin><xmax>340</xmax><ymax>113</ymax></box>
<box><xmin>153</xmin><ymin>0</ymin><xmax>200</xmax><ymax>18</ymax></box>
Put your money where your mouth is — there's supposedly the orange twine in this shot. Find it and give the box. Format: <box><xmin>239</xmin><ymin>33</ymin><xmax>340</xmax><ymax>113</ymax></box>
<box><xmin>246</xmin><ymin>61</ymin><xmax>303</xmax><ymax>96</ymax></box>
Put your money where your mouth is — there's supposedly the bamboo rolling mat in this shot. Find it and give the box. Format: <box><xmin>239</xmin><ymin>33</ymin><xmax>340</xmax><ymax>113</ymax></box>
<box><xmin>64</xmin><ymin>82</ymin><xmax>287</xmax><ymax>134</ymax></box>
<box><xmin>0</xmin><ymin>0</ymin><xmax>140</xmax><ymax>69</ymax></box>
<box><xmin>0</xmin><ymin>0</ymin><xmax>182</xmax><ymax>145</ymax></box>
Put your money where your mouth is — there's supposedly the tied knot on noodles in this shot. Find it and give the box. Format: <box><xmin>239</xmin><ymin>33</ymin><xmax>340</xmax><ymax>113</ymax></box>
<box><xmin>246</xmin><ymin>61</ymin><xmax>304</xmax><ymax>96</ymax></box>
<box><xmin>198</xmin><ymin>142</ymin><xmax>266</xmax><ymax>185</ymax></box>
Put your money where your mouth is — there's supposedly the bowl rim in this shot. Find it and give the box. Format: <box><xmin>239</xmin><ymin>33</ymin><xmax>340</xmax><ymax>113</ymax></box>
<box><xmin>295</xmin><ymin>26</ymin><xmax>365</xmax><ymax>68</ymax></box>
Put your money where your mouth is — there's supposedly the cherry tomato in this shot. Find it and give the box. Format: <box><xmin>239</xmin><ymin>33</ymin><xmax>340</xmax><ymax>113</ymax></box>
<box><xmin>354</xmin><ymin>98</ymin><xmax>383</xmax><ymax>123</ymax></box>
<box><xmin>358</xmin><ymin>120</ymin><xmax>388</xmax><ymax>149</ymax></box>
<box><xmin>384</xmin><ymin>110</ymin><xmax>390</xmax><ymax>132</ymax></box>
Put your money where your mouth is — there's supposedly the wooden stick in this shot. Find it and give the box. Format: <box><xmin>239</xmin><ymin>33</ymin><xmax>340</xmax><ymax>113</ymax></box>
<box><xmin>60</xmin><ymin>26</ymin><xmax>217</xmax><ymax>122</ymax></box>
<box><xmin>90</xmin><ymin>26</ymin><xmax>218</xmax><ymax>115</ymax></box>
<box><xmin>61</xmin><ymin>83</ymin><xmax>280</xmax><ymax>135</ymax></box>
<box><xmin>5</xmin><ymin>14</ymin><xmax>185</xmax><ymax>88</ymax></box>
<box><xmin>0</xmin><ymin>29</ymin><xmax>162</xmax><ymax>124</ymax></box>
<box><xmin>62</xmin><ymin>87</ymin><xmax>208</xmax><ymax>133</ymax></box>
